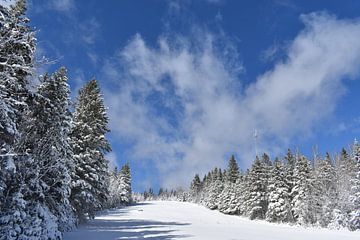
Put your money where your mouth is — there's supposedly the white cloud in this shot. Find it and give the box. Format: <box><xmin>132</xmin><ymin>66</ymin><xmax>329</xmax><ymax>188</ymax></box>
<box><xmin>49</xmin><ymin>0</ymin><xmax>75</xmax><ymax>12</ymax></box>
<box><xmin>103</xmin><ymin>13</ymin><xmax>360</xmax><ymax>188</ymax></box>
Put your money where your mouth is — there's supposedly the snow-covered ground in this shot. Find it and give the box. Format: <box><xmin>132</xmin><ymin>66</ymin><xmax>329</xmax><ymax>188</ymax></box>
<box><xmin>64</xmin><ymin>201</ymin><xmax>359</xmax><ymax>240</ymax></box>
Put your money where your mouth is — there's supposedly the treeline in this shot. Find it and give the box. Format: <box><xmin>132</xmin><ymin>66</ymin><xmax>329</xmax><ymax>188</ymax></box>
<box><xmin>0</xmin><ymin>1</ymin><xmax>132</xmax><ymax>239</ymax></box>
<box><xmin>153</xmin><ymin>144</ymin><xmax>360</xmax><ymax>231</ymax></box>
<box><xmin>187</xmin><ymin>144</ymin><xmax>360</xmax><ymax>230</ymax></box>
<box><xmin>134</xmin><ymin>187</ymin><xmax>187</xmax><ymax>202</ymax></box>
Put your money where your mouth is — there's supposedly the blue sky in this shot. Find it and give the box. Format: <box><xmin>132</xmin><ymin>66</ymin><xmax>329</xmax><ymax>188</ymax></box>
<box><xmin>9</xmin><ymin>0</ymin><xmax>360</xmax><ymax>191</ymax></box>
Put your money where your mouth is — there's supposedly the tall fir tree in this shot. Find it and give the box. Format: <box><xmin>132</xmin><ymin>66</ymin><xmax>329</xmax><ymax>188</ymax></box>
<box><xmin>70</xmin><ymin>79</ymin><xmax>111</xmax><ymax>222</ymax></box>
<box><xmin>291</xmin><ymin>154</ymin><xmax>314</xmax><ymax>225</ymax></box>
<box><xmin>0</xmin><ymin>1</ymin><xmax>57</xmax><ymax>239</ymax></box>
<box><xmin>313</xmin><ymin>153</ymin><xmax>337</xmax><ymax>227</ymax></box>
<box><xmin>205</xmin><ymin>168</ymin><xmax>223</xmax><ymax>210</ymax></box>
<box><xmin>227</xmin><ymin>155</ymin><xmax>239</xmax><ymax>183</ymax></box>
<box><xmin>266</xmin><ymin>159</ymin><xmax>292</xmax><ymax>223</ymax></box>
<box><xmin>190</xmin><ymin>174</ymin><xmax>202</xmax><ymax>202</ymax></box>
<box><xmin>119</xmin><ymin>163</ymin><xmax>132</xmax><ymax>204</ymax></box>
<box><xmin>330</xmin><ymin>148</ymin><xmax>357</xmax><ymax>229</ymax></box>
<box><xmin>349</xmin><ymin>139</ymin><xmax>360</xmax><ymax>230</ymax></box>
<box><xmin>245</xmin><ymin>156</ymin><xmax>268</xmax><ymax>220</ymax></box>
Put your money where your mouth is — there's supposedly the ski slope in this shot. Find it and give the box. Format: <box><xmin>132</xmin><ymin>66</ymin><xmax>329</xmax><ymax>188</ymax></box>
<box><xmin>64</xmin><ymin>201</ymin><xmax>359</xmax><ymax>240</ymax></box>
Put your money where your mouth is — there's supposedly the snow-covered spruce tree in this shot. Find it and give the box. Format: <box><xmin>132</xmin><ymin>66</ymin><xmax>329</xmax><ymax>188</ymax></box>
<box><xmin>199</xmin><ymin>172</ymin><xmax>212</xmax><ymax>204</ymax></box>
<box><xmin>291</xmin><ymin>154</ymin><xmax>314</xmax><ymax>225</ymax></box>
<box><xmin>349</xmin><ymin>139</ymin><xmax>360</xmax><ymax>230</ymax></box>
<box><xmin>0</xmin><ymin>0</ymin><xmax>35</xmax><ymax>208</ymax></box>
<box><xmin>0</xmin><ymin>1</ymin><xmax>58</xmax><ymax>239</ymax></box>
<box><xmin>313</xmin><ymin>153</ymin><xmax>337</xmax><ymax>227</ymax></box>
<box><xmin>107</xmin><ymin>167</ymin><xmax>121</xmax><ymax>208</ymax></box>
<box><xmin>244</xmin><ymin>155</ymin><xmax>269</xmax><ymax>220</ymax></box>
<box><xmin>205</xmin><ymin>168</ymin><xmax>224</xmax><ymax>210</ymax></box>
<box><xmin>227</xmin><ymin>155</ymin><xmax>239</xmax><ymax>183</ymax></box>
<box><xmin>190</xmin><ymin>174</ymin><xmax>202</xmax><ymax>202</ymax></box>
<box><xmin>119</xmin><ymin>163</ymin><xmax>132</xmax><ymax>204</ymax></box>
<box><xmin>236</xmin><ymin>170</ymin><xmax>250</xmax><ymax>216</ymax></box>
<box><xmin>330</xmin><ymin>148</ymin><xmax>357</xmax><ymax>229</ymax></box>
<box><xmin>266</xmin><ymin>158</ymin><xmax>292</xmax><ymax>223</ymax></box>
<box><xmin>8</xmin><ymin>67</ymin><xmax>75</xmax><ymax>235</ymax></box>
<box><xmin>70</xmin><ymin>79</ymin><xmax>111</xmax><ymax>222</ymax></box>
<box><xmin>284</xmin><ymin>149</ymin><xmax>295</xmax><ymax>202</ymax></box>
<box><xmin>218</xmin><ymin>180</ymin><xmax>241</xmax><ymax>215</ymax></box>
<box><xmin>218</xmin><ymin>155</ymin><xmax>240</xmax><ymax>214</ymax></box>
<box><xmin>0</xmin><ymin>0</ymin><xmax>35</xmax><ymax>148</ymax></box>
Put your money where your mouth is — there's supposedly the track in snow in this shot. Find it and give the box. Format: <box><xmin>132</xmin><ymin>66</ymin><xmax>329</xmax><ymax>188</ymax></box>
<box><xmin>64</xmin><ymin>201</ymin><xmax>359</xmax><ymax>240</ymax></box>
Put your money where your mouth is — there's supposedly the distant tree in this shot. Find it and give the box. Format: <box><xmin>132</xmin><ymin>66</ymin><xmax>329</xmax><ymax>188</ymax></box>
<box><xmin>245</xmin><ymin>156</ymin><xmax>268</xmax><ymax>220</ymax></box>
<box><xmin>227</xmin><ymin>155</ymin><xmax>239</xmax><ymax>183</ymax></box>
<box><xmin>205</xmin><ymin>168</ymin><xmax>223</xmax><ymax>210</ymax></box>
<box><xmin>313</xmin><ymin>153</ymin><xmax>337</xmax><ymax>227</ymax></box>
<box><xmin>266</xmin><ymin>159</ymin><xmax>292</xmax><ymax>223</ymax></box>
<box><xmin>119</xmin><ymin>163</ymin><xmax>132</xmax><ymax>204</ymax></box>
<box><xmin>330</xmin><ymin>148</ymin><xmax>357</xmax><ymax>229</ymax></box>
<box><xmin>349</xmin><ymin>139</ymin><xmax>360</xmax><ymax>230</ymax></box>
<box><xmin>190</xmin><ymin>174</ymin><xmax>202</xmax><ymax>202</ymax></box>
<box><xmin>291</xmin><ymin>154</ymin><xmax>313</xmax><ymax>225</ymax></box>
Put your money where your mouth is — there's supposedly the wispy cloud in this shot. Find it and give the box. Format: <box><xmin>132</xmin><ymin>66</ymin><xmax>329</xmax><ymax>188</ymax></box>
<box><xmin>103</xmin><ymin>12</ymin><xmax>360</xmax><ymax>188</ymax></box>
<box><xmin>48</xmin><ymin>0</ymin><xmax>75</xmax><ymax>13</ymax></box>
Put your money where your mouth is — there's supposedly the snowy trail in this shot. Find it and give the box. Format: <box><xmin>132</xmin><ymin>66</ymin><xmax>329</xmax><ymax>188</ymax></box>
<box><xmin>64</xmin><ymin>201</ymin><xmax>360</xmax><ymax>240</ymax></box>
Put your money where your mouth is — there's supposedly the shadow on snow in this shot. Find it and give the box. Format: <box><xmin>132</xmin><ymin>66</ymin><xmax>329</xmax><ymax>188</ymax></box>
<box><xmin>64</xmin><ymin>207</ymin><xmax>192</xmax><ymax>240</ymax></box>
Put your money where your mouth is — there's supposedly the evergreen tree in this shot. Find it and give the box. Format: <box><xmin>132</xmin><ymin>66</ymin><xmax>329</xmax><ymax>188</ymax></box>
<box><xmin>205</xmin><ymin>168</ymin><xmax>223</xmax><ymax>210</ymax></box>
<box><xmin>0</xmin><ymin>0</ymin><xmax>35</xmax><ymax>148</ymax></box>
<box><xmin>227</xmin><ymin>155</ymin><xmax>239</xmax><ymax>183</ymax></box>
<box><xmin>313</xmin><ymin>153</ymin><xmax>337</xmax><ymax>227</ymax></box>
<box><xmin>190</xmin><ymin>174</ymin><xmax>202</xmax><ymax>202</ymax></box>
<box><xmin>291</xmin><ymin>154</ymin><xmax>314</xmax><ymax>225</ymax></box>
<box><xmin>107</xmin><ymin>167</ymin><xmax>121</xmax><ymax>208</ymax></box>
<box><xmin>119</xmin><ymin>163</ymin><xmax>132</xmax><ymax>204</ymax></box>
<box><xmin>218</xmin><ymin>180</ymin><xmax>240</xmax><ymax>215</ymax></box>
<box><xmin>284</xmin><ymin>149</ymin><xmax>296</xmax><ymax>202</ymax></box>
<box><xmin>245</xmin><ymin>156</ymin><xmax>268</xmax><ymax>220</ymax></box>
<box><xmin>266</xmin><ymin>159</ymin><xmax>292</xmax><ymax>223</ymax></box>
<box><xmin>0</xmin><ymin>2</ymin><xmax>56</xmax><ymax>239</ymax></box>
<box><xmin>349</xmin><ymin>139</ymin><xmax>360</xmax><ymax>230</ymax></box>
<box><xmin>330</xmin><ymin>148</ymin><xmax>357</xmax><ymax>229</ymax></box>
<box><xmin>70</xmin><ymin>79</ymin><xmax>111</xmax><ymax>222</ymax></box>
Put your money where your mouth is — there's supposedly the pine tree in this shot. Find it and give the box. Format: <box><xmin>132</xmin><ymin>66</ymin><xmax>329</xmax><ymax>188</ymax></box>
<box><xmin>190</xmin><ymin>174</ymin><xmax>202</xmax><ymax>202</ymax></box>
<box><xmin>107</xmin><ymin>167</ymin><xmax>120</xmax><ymax>207</ymax></box>
<box><xmin>0</xmin><ymin>1</ymin><xmax>55</xmax><ymax>239</ymax></box>
<box><xmin>205</xmin><ymin>168</ymin><xmax>223</xmax><ymax>210</ymax></box>
<box><xmin>14</xmin><ymin>68</ymin><xmax>76</xmax><ymax>235</ymax></box>
<box><xmin>245</xmin><ymin>156</ymin><xmax>268</xmax><ymax>220</ymax></box>
<box><xmin>291</xmin><ymin>154</ymin><xmax>314</xmax><ymax>225</ymax></box>
<box><xmin>70</xmin><ymin>79</ymin><xmax>111</xmax><ymax>222</ymax></box>
<box><xmin>284</xmin><ymin>149</ymin><xmax>296</xmax><ymax>202</ymax></box>
<box><xmin>218</xmin><ymin>180</ymin><xmax>240</xmax><ymax>215</ymax></box>
<box><xmin>0</xmin><ymin>0</ymin><xmax>35</xmax><ymax>205</ymax></box>
<box><xmin>119</xmin><ymin>163</ymin><xmax>132</xmax><ymax>204</ymax></box>
<box><xmin>0</xmin><ymin>0</ymin><xmax>35</xmax><ymax>148</ymax></box>
<box><xmin>349</xmin><ymin>139</ymin><xmax>360</xmax><ymax>230</ymax></box>
<box><xmin>313</xmin><ymin>153</ymin><xmax>337</xmax><ymax>227</ymax></box>
<box><xmin>227</xmin><ymin>155</ymin><xmax>239</xmax><ymax>183</ymax></box>
<box><xmin>330</xmin><ymin>148</ymin><xmax>357</xmax><ymax>229</ymax></box>
<box><xmin>266</xmin><ymin>159</ymin><xmax>292</xmax><ymax>223</ymax></box>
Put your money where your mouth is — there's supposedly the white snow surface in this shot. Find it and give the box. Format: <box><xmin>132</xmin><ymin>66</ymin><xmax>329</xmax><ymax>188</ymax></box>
<box><xmin>64</xmin><ymin>201</ymin><xmax>360</xmax><ymax>240</ymax></box>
